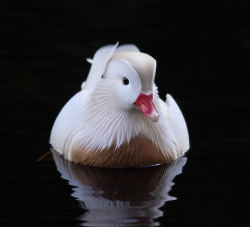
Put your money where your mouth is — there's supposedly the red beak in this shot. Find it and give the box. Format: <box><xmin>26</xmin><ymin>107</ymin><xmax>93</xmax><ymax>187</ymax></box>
<box><xmin>135</xmin><ymin>93</ymin><xmax>160</xmax><ymax>122</ymax></box>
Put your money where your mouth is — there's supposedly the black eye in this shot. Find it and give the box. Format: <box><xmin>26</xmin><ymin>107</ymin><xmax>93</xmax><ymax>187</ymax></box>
<box><xmin>123</xmin><ymin>77</ymin><xmax>129</xmax><ymax>85</ymax></box>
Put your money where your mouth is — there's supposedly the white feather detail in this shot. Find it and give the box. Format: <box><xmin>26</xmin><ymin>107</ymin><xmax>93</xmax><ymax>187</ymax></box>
<box><xmin>81</xmin><ymin>81</ymin><xmax>85</xmax><ymax>89</ymax></box>
<box><xmin>114</xmin><ymin>44</ymin><xmax>140</xmax><ymax>53</ymax></box>
<box><xmin>59</xmin><ymin>80</ymin><xmax>179</xmax><ymax>161</ymax></box>
<box><xmin>83</xmin><ymin>42</ymin><xmax>119</xmax><ymax>91</ymax></box>
<box><xmin>86</xmin><ymin>58</ymin><xmax>93</xmax><ymax>64</ymax></box>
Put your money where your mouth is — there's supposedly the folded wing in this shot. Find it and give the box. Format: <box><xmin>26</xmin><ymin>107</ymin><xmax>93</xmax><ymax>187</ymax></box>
<box><xmin>159</xmin><ymin>94</ymin><xmax>190</xmax><ymax>155</ymax></box>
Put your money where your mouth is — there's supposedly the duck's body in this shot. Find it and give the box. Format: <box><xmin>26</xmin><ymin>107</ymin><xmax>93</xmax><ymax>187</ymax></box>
<box><xmin>50</xmin><ymin>43</ymin><xmax>189</xmax><ymax>167</ymax></box>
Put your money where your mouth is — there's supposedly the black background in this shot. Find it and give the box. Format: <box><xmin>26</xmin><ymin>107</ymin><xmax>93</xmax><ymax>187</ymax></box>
<box><xmin>1</xmin><ymin>0</ymin><xmax>250</xmax><ymax>226</ymax></box>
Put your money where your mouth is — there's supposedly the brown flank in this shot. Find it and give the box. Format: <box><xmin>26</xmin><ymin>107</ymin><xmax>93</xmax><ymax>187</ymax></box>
<box><xmin>71</xmin><ymin>135</ymin><xmax>171</xmax><ymax>167</ymax></box>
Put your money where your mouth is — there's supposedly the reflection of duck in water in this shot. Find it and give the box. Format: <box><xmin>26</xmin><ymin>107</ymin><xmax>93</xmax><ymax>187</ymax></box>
<box><xmin>50</xmin><ymin>43</ymin><xmax>189</xmax><ymax>167</ymax></box>
<box><xmin>53</xmin><ymin>152</ymin><xmax>187</xmax><ymax>226</ymax></box>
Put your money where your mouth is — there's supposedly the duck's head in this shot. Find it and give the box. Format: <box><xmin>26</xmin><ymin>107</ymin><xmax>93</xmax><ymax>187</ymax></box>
<box><xmin>102</xmin><ymin>51</ymin><xmax>160</xmax><ymax>122</ymax></box>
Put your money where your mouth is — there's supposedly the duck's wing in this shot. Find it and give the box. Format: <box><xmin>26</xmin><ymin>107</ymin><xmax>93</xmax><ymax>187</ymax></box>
<box><xmin>50</xmin><ymin>90</ymin><xmax>88</xmax><ymax>155</ymax></box>
<box><xmin>83</xmin><ymin>43</ymin><xmax>140</xmax><ymax>91</ymax></box>
<box><xmin>159</xmin><ymin>94</ymin><xmax>190</xmax><ymax>154</ymax></box>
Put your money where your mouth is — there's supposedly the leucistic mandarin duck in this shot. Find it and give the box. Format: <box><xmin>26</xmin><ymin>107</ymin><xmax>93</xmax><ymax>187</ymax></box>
<box><xmin>50</xmin><ymin>43</ymin><xmax>189</xmax><ymax>167</ymax></box>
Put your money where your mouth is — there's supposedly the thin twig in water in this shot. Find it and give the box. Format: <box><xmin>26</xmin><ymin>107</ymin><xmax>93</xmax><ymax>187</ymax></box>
<box><xmin>37</xmin><ymin>150</ymin><xmax>54</xmax><ymax>162</ymax></box>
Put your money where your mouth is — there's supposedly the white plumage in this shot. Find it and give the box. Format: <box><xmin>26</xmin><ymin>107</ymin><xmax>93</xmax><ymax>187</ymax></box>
<box><xmin>50</xmin><ymin>43</ymin><xmax>189</xmax><ymax>167</ymax></box>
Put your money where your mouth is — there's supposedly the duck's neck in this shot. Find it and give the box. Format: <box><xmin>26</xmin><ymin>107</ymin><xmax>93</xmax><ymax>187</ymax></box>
<box><xmin>82</xmin><ymin>89</ymin><xmax>144</xmax><ymax>151</ymax></box>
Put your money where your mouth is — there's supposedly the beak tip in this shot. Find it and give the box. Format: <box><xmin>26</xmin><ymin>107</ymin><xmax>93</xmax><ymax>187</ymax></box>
<box><xmin>150</xmin><ymin>112</ymin><xmax>160</xmax><ymax>122</ymax></box>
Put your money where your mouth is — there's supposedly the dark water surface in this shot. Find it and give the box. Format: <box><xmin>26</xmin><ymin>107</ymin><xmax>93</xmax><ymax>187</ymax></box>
<box><xmin>1</xmin><ymin>0</ymin><xmax>250</xmax><ymax>226</ymax></box>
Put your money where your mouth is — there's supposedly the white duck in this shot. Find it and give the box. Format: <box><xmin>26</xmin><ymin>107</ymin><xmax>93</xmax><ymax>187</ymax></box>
<box><xmin>50</xmin><ymin>43</ymin><xmax>189</xmax><ymax>167</ymax></box>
